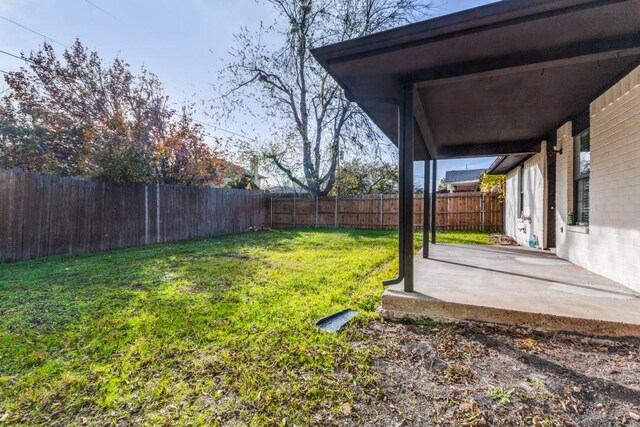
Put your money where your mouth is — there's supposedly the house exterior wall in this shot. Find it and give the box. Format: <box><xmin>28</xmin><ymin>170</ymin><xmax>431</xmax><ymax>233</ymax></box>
<box><xmin>504</xmin><ymin>168</ymin><xmax>519</xmax><ymax>240</ymax></box>
<box><xmin>503</xmin><ymin>145</ymin><xmax>547</xmax><ymax>248</ymax></box>
<box><xmin>501</xmin><ymin>65</ymin><xmax>640</xmax><ymax>291</ymax></box>
<box><xmin>555</xmin><ymin>65</ymin><xmax>640</xmax><ymax>292</ymax></box>
<box><xmin>555</xmin><ymin>121</ymin><xmax>574</xmax><ymax>260</ymax></box>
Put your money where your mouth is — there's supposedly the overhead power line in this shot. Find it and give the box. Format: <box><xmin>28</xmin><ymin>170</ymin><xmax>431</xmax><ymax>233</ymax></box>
<box><xmin>193</xmin><ymin>119</ymin><xmax>262</xmax><ymax>145</ymax></box>
<box><xmin>0</xmin><ymin>15</ymin><xmax>250</xmax><ymax>147</ymax></box>
<box><xmin>82</xmin><ymin>0</ymin><xmax>121</xmax><ymax>21</ymax></box>
<box><xmin>0</xmin><ymin>48</ymin><xmax>32</xmax><ymax>64</ymax></box>
<box><xmin>0</xmin><ymin>15</ymin><xmax>67</xmax><ymax>47</ymax></box>
<box><xmin>0</xmin><ymin>51</ymin><xmax>257</xmax><ymax>147</ymax></box>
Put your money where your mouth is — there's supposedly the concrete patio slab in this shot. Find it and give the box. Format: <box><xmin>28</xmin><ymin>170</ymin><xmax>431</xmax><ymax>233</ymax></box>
<box><xmin>380</xmin><ymin>244</ymin><xmax>640</xmax><ymax>337</ymax></box>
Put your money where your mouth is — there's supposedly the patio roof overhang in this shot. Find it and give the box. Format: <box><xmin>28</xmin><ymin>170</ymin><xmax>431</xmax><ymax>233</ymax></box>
<box><xmin>486</xmin><ymin>154</ymin><xmax>535</xmax><ymax>175</ymax></box>
<box><xmin>311</xmin><ymin>0</ymin><xmax>640</xmax><ymax>161</ymax></box>
<box><xmin>312</xmin><ymin>0</ymin><xmax>640</xmax><ymax>292</ymax></box>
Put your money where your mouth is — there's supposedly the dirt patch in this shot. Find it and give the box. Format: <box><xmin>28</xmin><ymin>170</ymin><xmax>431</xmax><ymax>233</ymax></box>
<box><xmin>490</xmin><ymin>234</ymin><xmax>519</xmax><ymax>246</ymax></box>
<box><xmin>341</xmin><ymin>320</ymin><xmax>640</xmax><ymax>426</ymax></box>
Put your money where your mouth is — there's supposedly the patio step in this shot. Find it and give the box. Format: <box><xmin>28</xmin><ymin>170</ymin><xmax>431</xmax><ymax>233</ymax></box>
<box><xmin>380</xmin><ymin>287</ymin><xmax>640</xmax><ymax>338</ymax></box>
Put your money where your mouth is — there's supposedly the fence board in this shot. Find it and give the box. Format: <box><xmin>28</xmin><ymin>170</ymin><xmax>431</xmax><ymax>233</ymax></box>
<box><xmin>1</xmin><ymin>169</ymin><xmax>502</xmax><ymax>263</ymax></box>
<box><xmin>0</xmin><ymin>169</ymin><xmax>269</xmax><ymax>262</ymax></box>
<box><xmin>270</xmin><ymin>192</ymin><xmax>503</xmax><ymax>232</ymax></box>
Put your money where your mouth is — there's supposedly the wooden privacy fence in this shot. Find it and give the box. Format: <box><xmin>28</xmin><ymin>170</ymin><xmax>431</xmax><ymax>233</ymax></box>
<box><xmin>0</xmin><ymin>169</ymin><xmax>268</xmax><ymax>262</ymax></box>
<box><xmin>270</xmin><ymin>192</ymin><xmax>503</xmax><ymax>232</ymax></box>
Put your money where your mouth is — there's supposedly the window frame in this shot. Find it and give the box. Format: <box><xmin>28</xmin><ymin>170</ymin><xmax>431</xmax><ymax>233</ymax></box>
<box><xmin>518</xmin><ymin>166</ymin><xmax>524</xmax><ymax>219</ymax></box>
<box><xmin>573</xmin><ymin>129</ymin><xmax>590</xmax><ymax>226</ymax></box>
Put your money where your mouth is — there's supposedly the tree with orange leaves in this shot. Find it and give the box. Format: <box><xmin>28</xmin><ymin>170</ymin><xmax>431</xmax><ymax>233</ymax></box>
<box><xmin>0</xmin><ymin>40</ymin><xmax>233</xmax><ymax>187</ymax></box>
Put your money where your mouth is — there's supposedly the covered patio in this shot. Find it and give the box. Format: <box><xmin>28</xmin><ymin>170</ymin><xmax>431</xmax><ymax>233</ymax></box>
<box><xmin>312</xmin><ymin>0</ymin><xmax>640</xmax><ymax>334</ymax></box>
<box><xmin>381</xmin><ymin>244</ymin><xmax>640</xmax><ymax>336</ymax></box>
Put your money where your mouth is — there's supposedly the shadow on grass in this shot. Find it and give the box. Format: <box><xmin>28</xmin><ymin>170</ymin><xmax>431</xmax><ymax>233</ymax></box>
<box><xmin>0</xmin><ymin>228</ymin><xmax>398</xmax><ymax>425</ymax></box>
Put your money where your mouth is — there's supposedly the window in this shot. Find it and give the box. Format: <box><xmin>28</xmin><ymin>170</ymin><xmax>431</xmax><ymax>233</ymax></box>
<box><xmin>518</xmin><ymin>166</ymin><xmax>524</xmax><ymax>218</ymax></box>
<box><xmin>574</xmin><ymin>129</ymin><xmax>590</xmax><ymax>225</ymax></box>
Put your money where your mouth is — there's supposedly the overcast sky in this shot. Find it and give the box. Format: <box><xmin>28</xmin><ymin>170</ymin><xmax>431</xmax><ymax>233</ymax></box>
<box><xmin>0</xmin><ymin>0</ymin><xmax>499</xmax><ymax>185</ymax></box>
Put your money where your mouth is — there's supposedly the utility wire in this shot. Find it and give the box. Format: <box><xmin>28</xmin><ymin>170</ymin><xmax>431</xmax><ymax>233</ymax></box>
<box><xmin>82</xmin><ymin>0</ymin><xmax>121</xmax><ymax>21</ymax></box>
<box><xmin>0</xmin><ymin>52</ymin><xmax>250</xmax><ymax>147</ymax></box>
<box><xmin>0</xmin><ymin>16</ymin><xmax>251</xmax><ymax>147</ymax></box>
<box><xmin>71</xmin><ymin>5</ymin><xmax>246</xmax><ymax>147</ymax></box>
<box><xmin>0</xmin><ymin>15</ymin><xmax>67</xmax><ymax>47</ymax></box>
<box><xmin>0</xmin><ymin>48</ymin><xmax>32</xmax><ymax>64</ymax></box>
<box><xmin>193</xmin><ymin>119</ymin><xmax>262</xmax><ymax>145</ymax></box>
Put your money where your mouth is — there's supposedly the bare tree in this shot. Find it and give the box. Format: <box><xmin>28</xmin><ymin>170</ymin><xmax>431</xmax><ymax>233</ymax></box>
<box><xmin>215</xmin><ymin>0</ymin><xmax>431</xmax><ymax>196</ymax></box>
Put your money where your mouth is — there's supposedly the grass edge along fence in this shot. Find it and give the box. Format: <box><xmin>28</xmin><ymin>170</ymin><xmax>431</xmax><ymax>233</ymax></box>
<box><xmin>0</xmin><ymin>168</ymin><xmax>269</xmax><ymax>262</ymax></box>
<box><xmin>269</xmin><ymin>192</ymin><xmax>503</xmax><ymax>232</ymax></box>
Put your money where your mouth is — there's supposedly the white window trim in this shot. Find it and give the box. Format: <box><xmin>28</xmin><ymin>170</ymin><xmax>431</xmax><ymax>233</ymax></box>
<box><xmin>567</xmin><ymin>225</ymin><xmax>589</xmax><ymax>234</ymax></box>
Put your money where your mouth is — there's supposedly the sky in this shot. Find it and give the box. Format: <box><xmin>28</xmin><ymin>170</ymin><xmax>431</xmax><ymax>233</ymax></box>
<box><xmin>0</xmin><ymin>0</ymin><xmax>499</xmax><ymax>186</ymax></box>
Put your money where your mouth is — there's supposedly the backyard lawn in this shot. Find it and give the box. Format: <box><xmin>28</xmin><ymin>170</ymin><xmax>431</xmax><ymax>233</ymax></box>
<box><xmin>2</xmin><ymin>229</ymin><xmax>638</xmax><ymax>426</ymax></box>
<box><xmin>0</xmin><ymin>229</ymin><xmax>487</xmax><ymax>426</ymax></box>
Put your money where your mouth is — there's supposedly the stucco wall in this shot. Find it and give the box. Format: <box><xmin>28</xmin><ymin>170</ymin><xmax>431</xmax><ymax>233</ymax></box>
<box><xmin>555</xmin><ymin>65</ymin><xmax>640</xmax><ymax>292</ymax></box>
<box><xmin>504</xmin><ymin>145</ymin><xmax>546</xmax><ymax>248</ymax></box>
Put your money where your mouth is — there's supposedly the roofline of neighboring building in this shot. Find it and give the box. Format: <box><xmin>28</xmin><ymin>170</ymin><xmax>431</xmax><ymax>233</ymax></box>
<box><xmin>444</xmin><ymin>168</ymin><xmax>486</xmax><ymax>183</ymax></box>
<box><xmin>446</xmin><ymin>179</ymin><xmax>481</xmax><ymax>185</ymax></box>
<box><xmin>242</xmin><ymin>171</ymin><xmax>268</xmax><ymax>180</ymax></box>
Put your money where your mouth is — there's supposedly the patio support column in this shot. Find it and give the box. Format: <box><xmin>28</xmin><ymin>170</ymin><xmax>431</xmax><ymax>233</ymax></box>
<box><xmin>383</xmin><ymin>86</ymin><xmax>414</xmax><ymax>291</ymax></box>
<box><xmin>383</xmin><ymin>106</ymin><xmax>405</xmax><ymax>286</ymax></box>
<box><xmin>423</xmin><ymin>158</ymin><xmax>430</xmax><ymax>258</ymax></box>
<box><xmin>431</xmin><ymin>159</ymin><xmax>437</xmax><ymax>244</ymax></box>
<box><xmin>400</xmin><ymin>86</ymin><xmax>415</xmax><ymax>292</ymax></box>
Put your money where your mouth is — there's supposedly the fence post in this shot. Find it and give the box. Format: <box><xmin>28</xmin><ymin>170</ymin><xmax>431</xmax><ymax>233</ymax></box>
<box><xmin>481</xmin><ymin>193</ymin><xmax>485</xmax><ymax>232</ymax></box>
<box><xmin>315</xmin><ymin>197</ymin><xmax>319</xmax><ymax>227</ymax></box>
<box><xmin>379</xmin><ymin>194</ymin><xmax>384</xmax><ymax>229</ymax></box>
<box><xmin>156</xmin><ymin>184</ymin><xmax>161</xmax><ymax>243</ymax></box>
<box><xmin>270</xmin><ymin>197</ymin><xmax>273</xmax><ymax>229</ymax></box>
<box><xmin>334</xmin><ymin>195</ymin><xmax>338</xmax><ymax>228</ymax></box>
<box><xmin>293</xmin><ymin>194</ymin><xmax>297</xmax><ymax>228</ymax></box>
<box><xmin>144</xmin><ymin>185</ymin><xmax>149</xmax><ymax>245</ymax></box>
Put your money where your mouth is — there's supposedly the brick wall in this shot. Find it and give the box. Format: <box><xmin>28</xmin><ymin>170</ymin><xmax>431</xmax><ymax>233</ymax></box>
<box><xmin>555</xmin><ymin>65</ymin><xmax>640</xmax><ymax>292</ymax></box>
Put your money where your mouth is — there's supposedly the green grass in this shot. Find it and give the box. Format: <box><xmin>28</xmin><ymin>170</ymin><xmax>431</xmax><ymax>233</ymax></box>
<box><xmin>422</xmin><ymin>230</ymin><xmax>493</xmax><ymax>245</ymax></box>
<box><xmin>486</xmin><ymin>386</ymin><xmax>515</xmax><ymax>404</ymax></box>
<box><xmin>0</xmin><ymin>229</ymin><xmax>492</xmax><ymax>426</ymax></box>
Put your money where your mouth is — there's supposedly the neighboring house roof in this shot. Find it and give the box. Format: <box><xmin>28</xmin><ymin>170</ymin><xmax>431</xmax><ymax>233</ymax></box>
<box><xmin>444</xmin><ymin>169</ymin><xmax>485</xmax><ymax>184</ymax></box>
<box><xmin>221</xmin><ymin>161</ymin><xmax>267</xmax><ymax>180</ymax></box>
<box><xmin>219</xmin><ymin>160</ymin><xmax>268</xmax><ymax>187</ymax></box>
<box><xmin>239</xmin><ymin>167</ymin><xmax>268</xmax><ymax>181</ymax></box>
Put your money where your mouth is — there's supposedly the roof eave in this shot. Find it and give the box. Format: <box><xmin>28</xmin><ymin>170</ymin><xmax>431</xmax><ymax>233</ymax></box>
<box><xmin>486</xmin><ymin>156</ymin><xmax>507</xmax><ymax>174</ymax></box>
<box><xmin>311</xmin><ymin>0</ymin><xmax>599</xmax><ymax>65</ymax></box>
